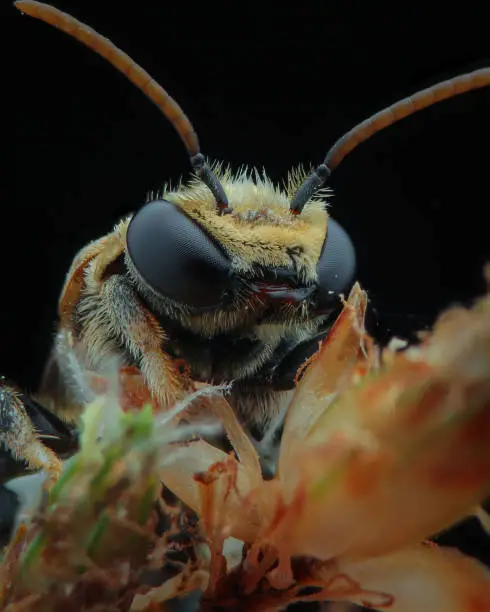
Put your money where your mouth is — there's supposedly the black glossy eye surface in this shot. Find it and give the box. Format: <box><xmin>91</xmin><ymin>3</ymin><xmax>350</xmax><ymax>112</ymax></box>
<box><xmin>127</xmin><ymin>200</ymin><xmax>232</xmax><ymax>308</ymax></box>
<box><xmin>315</xmin><ymin>218</ymin><xmax>356</xmax><ymax>310</ymax></box>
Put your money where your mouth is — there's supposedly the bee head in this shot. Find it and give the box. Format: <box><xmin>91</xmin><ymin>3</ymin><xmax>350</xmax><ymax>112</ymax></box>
<box><xmin>125</xmin><ymin>169</ymin><xmax>356</xmax><ymax>328</ymax></box>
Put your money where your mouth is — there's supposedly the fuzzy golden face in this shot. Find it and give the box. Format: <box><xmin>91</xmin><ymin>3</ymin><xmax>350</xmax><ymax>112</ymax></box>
<box><xmin>124</xmin><ymin>167</ymin><xmax>356</xmax><ymax>341</ymax></box>
<box><xmin>168</xmin><ymin>169</ymin><xmax>329</xmax><ymax>281</ymax></box>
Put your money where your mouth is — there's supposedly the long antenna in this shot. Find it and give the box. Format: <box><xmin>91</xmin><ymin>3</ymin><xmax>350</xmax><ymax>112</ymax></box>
<box><xmin>15</xmin><ymin>0</ymin><xmax>230</xmax><ymax>213</ymax></box>
<box><xmin>290</xmin><ymin>66</ymin><xmax>490</xmax><ymax>213</ymax></box>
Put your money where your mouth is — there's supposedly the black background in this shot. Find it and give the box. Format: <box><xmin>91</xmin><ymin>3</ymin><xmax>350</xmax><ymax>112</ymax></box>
<box><xmin>8</xmin><ymin>0</ymin><xmax>490</xmax><ymax>590</ymax></box>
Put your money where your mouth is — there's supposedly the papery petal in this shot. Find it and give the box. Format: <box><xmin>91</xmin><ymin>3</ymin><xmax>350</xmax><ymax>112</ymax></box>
<box><xmin>160</xmin><ymin>441</ymin><xmax>263</xmax><ymax>543</ymax></box>
<box><xmin>311</xmin><ymin>544</ymin><xmax>490</xmax><ymax>612</ymax></box>
<box><xmin>279</xmin><ymin>282</ymin><xmax>371</xmax><ymax>487</ymax></box>
<box><xmin>207</xmin><ymin>395</ymin><xmax>262</xmax><ymax>490</ymax></box>
<box><xmin>277</xmin><ymin>292</ymin><xmax>490</xmax><ymax>561</ymax></box>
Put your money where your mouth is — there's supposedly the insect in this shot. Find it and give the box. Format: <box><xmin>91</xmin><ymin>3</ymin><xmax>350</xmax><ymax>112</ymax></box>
<box><xmin>3</xmin><ymin>0</ymin><xmax>489</xmax><ymax>486</ymax></box>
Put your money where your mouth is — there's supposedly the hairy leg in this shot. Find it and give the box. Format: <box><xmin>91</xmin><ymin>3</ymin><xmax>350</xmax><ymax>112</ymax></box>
<box><xmin>99</xmin><ymin>274</ymin><xmax>189</xmax><ymax>408</ymax></box>
<box><xmin>38</xmin><ymin>328</ymin><xmax>96</xmax><ymax>425</ymax></box>
<box><xmin>0</xmin><ymin>383</ymin><xmax>65</xmax><ymax>486</ymax></box>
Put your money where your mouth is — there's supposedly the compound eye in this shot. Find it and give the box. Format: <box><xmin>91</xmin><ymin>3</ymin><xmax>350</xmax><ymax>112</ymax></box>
<box><xmin>315</xmin><ymin>218</ymin><xmax>356</xmax><ymax>310</ymax></box>
<box><xmin>127</xmin><ymin>200</ymin><xmax>232</xmax><ymax>308</ymax></box>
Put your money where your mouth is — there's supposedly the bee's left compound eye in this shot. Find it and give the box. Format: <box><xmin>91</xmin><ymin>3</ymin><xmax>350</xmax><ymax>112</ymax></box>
<box><xmin>127</xmin><ymin>200</ymin><xmax>232</xmax><ymax>308</ymax></box>
<box><xmin>314</xmin><ymin>218</ymin><xmax>356</xmax><ymax>310</ymax></box>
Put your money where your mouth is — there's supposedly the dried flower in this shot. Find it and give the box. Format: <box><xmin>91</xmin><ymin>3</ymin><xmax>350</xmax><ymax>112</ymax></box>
<box><xmin>1</xmin><ymin>282</ymin><xmax>489</xmax><ymax>611</ymax></box>
<box><xmin>160</xmin><ymin>283</ymin><xmax>490</xmax><ymax>610</ymax></box>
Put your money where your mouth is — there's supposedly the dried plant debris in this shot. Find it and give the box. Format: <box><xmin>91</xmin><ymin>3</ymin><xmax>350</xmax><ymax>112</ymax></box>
<box><xmin>2</xmin><ymin>282</ymin><xmax>490</xmax><ymax>611</ymax></box>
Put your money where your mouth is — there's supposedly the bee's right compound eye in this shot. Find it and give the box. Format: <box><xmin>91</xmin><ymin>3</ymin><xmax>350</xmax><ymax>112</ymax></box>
<box><xmin>127</xmin><ymin>200</ymin><xmax>232</xmax><ymax>309</ymax></box>
<box><xmin>314</xmin><ymin>218</ymin><xmax>356</xmax><ymax>312</ymax></box>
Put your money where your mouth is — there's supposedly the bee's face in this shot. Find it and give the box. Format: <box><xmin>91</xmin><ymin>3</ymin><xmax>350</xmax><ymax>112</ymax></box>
<box><xmin>125</xmin><ymin>169</ymin><xmax>356</xmax><ymax>336</ymax></box>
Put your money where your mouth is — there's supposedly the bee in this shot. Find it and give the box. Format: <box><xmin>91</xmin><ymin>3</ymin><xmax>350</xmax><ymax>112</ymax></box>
<box><xmin>3</xmin><ymin>0</ymin><xmax>489</xmax><ymax>485</ymax></box>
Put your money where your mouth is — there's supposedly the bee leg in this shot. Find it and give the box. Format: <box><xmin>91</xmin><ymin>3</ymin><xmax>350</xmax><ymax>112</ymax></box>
<box><xmin>0</xmin><ymin>384</ymin><xmax>67</xmax><ymax>487</ymax></box>
<box><xmin>38</xmin><ymin>327</ymin><xmax>96</xmax><ymax>427</ymax></box>
<box><xmin>99</xmin><ymin>275</ymin><xmax>189</xmax><ymax>408</ymax></box>
<box><xmin>40</xmin><ymin>328</ymin><xmax>157</xmax><ymax>419</ymax></box>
